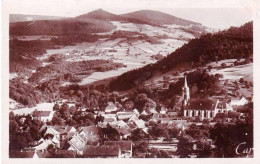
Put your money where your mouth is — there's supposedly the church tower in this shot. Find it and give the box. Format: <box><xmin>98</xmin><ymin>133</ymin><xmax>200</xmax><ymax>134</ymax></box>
<box><xmin>182</xmin><ymin>75</ymin><xmax>190</xmax><ymax>106</ymax></box>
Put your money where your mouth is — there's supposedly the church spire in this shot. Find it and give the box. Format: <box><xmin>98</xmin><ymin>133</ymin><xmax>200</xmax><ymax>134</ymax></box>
<box><xmin>184</xmin><ymin>75</ymin><xmax>188</xmax><ymax>88</ymax></box>
<box><xmin>182</xmin><ymin>75</ymin><xmax>190</xmax><ymax>106</ymax></box>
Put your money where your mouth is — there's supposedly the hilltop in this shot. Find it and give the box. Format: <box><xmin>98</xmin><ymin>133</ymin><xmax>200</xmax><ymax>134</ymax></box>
<box><xmin>76</xmin><ymin>9</ymin><xmax>157</xmax><ymax>25</ymax></box>
<box><xmin>120</xmin><ymin>10</ymin><xmax>201</xmax><ymax>26</ymax></box>
<box><xmin>76</xmin><ymin>9</ymin><xmax>122</xmax><ymax>21</ymax></box>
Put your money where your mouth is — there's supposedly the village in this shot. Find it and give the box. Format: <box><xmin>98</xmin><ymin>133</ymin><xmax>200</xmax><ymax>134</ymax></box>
<box><xmin>9</xmin><ymin>75</ymin><xmax>251</xmax><ymax>158</ymax></box>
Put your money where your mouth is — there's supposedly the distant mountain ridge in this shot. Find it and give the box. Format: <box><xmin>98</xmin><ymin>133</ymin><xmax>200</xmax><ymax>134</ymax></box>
<box><xmin>76</xmin><ymin>9</ymin><xmax>158</xmax><ymax>26</ymax></box>
<box><xmin>120</xmin><ymin>10</ymin><xmax>201</xmax><ymax>26</ymax></box>
<box><xmin>10</xmin><ymin>9</ymin><xmax>202</xmax><ymax>35</ymax></box>
<box><xmin>10</xmin><ymin>18</ymin><xmax>116</xmax><ymax>35</ymax></box>
<box><xmin>10</xmin><ymin>14</ymin><xmax>66</xmax><ymax>23</ymax></box>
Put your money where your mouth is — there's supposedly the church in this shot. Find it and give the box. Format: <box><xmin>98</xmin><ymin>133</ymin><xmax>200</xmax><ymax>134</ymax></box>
<box><xmin>182</xmin><ymin>76</ymin><xmax>232</xmax><ymax>120</ymax></box>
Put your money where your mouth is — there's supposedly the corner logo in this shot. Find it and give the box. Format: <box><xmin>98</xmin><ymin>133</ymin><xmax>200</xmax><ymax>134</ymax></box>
<box><xmin>235</xmin><ymin>142</ymin><xmax>253</xmax><ymax>158</ymax></box>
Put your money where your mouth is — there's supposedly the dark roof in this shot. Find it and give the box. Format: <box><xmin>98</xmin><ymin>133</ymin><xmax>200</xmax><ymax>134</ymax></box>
<box><xmin>61</xmin><ymin>142</ymin><xmax>71</xmax><ymax>150</ymax></box>
<box><xmin>184</xmin><ymin>99</ymin><xmax>218</xmax><ymax>110</ymax></box>
<box><xmin>104</xmin><ymin>141</ymin><xmax>132</xmax><ymax>151</ymax></box>
<box><xmin>9</xmin><ymin>150</ymin><xmax>36</xmax><ymax>158</ymax></box>
<box><xmin>83</xmin><ymin>145</ymin><xmax>119</xmax><ymax>156</ymax></box>
<box><xmin>32</xmin><ymin>110</ymin><xmax>51</xmax><ymax>117</ymax></box>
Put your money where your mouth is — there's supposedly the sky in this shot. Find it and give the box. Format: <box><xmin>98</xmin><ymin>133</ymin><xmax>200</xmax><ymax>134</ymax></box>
<box><xmin>5</xmin><ymin>0</ymin><xmax>254</xmax><ymax>29</ymax></box>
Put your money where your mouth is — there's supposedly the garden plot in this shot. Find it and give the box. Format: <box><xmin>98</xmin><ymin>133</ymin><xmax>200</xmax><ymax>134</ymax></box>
<box><xmin>209</xmin><ymin>63</ymin><xmax>253</xmax><ymax>82</ymax></box>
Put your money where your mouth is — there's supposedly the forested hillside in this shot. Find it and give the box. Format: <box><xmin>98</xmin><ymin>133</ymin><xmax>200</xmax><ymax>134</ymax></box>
<box><xmin>10</xmin><ymin>18</ymin><xmax>115</xmax><ymax>35</ymax></box>
<box><xmin>109</xmin><ymin>22</ymin><xmax>253</xmax><ymax>91</ymax></box>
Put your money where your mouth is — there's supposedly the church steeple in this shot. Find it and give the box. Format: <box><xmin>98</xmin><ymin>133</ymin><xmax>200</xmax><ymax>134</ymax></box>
<box><xmin>182</xmin><ymin>75</ymin><xmax>190</xmax><ymax>106</ymax></box>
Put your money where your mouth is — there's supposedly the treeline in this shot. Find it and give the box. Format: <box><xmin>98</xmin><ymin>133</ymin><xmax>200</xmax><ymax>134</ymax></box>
<box><xmin>109</xmin><ymin>22</ymin><xmax>253</xmax><ymax>91</ymax></box>
<box><xmin>29</xmin><ymin>59</ymin><xmax>125</xmax><ymax>84</ymax></box>
<box><xmin>9</xmin><ymin>79</ymin><xmax>54</xmax><ymax>107</ymax></box>
<box><xmin>9</xmin><ymin>40</ymin><xmax>50</xmax><ymax>72</ymax></box>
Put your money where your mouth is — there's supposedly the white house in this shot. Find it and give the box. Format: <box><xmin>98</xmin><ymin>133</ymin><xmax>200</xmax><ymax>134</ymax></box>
<box><xmin>32</xmin><ymin>110</ymin><xmax>55</xmax><ymax>122</ymax></box>
<box><xmin>66</xmin><ymin>133</ymin><xmax>85</xmax><ymax>155</ymax></box>
<box><xmin>105</xmin><ymin>102</ymin><xmax>118</xmax><ymax>114</ymax></box>
<box><xmin>117</xmin><ymin>112</ymin><xmax>136</xmax><ymax>120</ymax></box>
<box><xmin>230</xmin><ymin>97</ymin><xmax>248</xmax><ymax>106</ymax></box>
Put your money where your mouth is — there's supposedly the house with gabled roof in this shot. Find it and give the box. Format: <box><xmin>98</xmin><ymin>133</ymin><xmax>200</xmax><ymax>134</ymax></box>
<box><xmin>133</xmin><ymin>109</ymin><xmax>140</xmax><ymax>117</ymax></box>
<box><xmin>230</xmin><ymin>96</ymin><xmax>248</xmax><ymax>106</ymax></box>
<box><xmin>105</xmin><ymin>102</ymin><xmax>118</xmax><ymax>114</ymax></box>
<box><xmin>32</xmin><ymin>110</ymin><xmax>55</xmax><ymax>122</ymax></box>
<box><xmin>78</xmin><ymin>125</ymin><xmax>100</xmax><ymax>144</ymax></box>
<box><xmin>117</xmin><ymin>111</ymin><xmax>136</xmax><ymax>120</ymax></box>
<box><xmin>62</xmin><ymin>133</ymin><xmax>86</xmax><ymax>155</ymax></box>
<box><xmin>128</xmin><ymin>116</ymin><xmax>146</xmax><ymax>129</ymax></box>
<box><xmin>34</xmin><ymin>137</ymin><xmax>60</xmax><ymax>150</ymax></box>
<box><xmin>41</xmin><ymin>125</ymin><xmax>77</xmax><ymax>141</ymax></box>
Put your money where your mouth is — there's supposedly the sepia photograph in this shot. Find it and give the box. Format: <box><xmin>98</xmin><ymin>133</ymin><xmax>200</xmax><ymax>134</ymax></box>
<box><xmin>2</xmin><ymin>0</ymin><xmax>259</xmax><ymax>162</ymax></box>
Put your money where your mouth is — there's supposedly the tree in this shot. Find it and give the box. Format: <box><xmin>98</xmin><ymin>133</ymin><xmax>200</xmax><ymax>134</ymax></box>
<box><xmin>51</xmin><ymin>116</ymin><xmax>64</xmax><ymax>125</ymax></box>
<box><xmin>124</xmin><ymin>101</ymin><xmax>135</xmax><ymax>111</ymax></box>
<box><xmin>53</xmin><ymin>103</ymin><xmax>60</xmax><ymax>111</ymax></box>
<box><xmin>134</xmin><ymin>93</ymin><xmax>148</xmax><ymax>112</ymax></box>
<box><xmin>9</xmin><ymin>112</ymin><xmax>15</xmax><ymax>120</ymax></box>
<box><xmin>9</xmin><ymin>120</ymin><xmax>19</xmax><ymax>134</ymax></box>
<box><xmin>191</xmin><ymin>85</ymin><xmax>198</xmax><ymax>94</ymax></box>
<box><xmin>177</xmin><ymin>134</ymin><xmax>193</xmax><ymax>158</ymax></box>
<box><xmin>221</xmin><ymin>63</ymin><xmax>227</xmax><ymax>68</ymax></box>
<box><xmin>133</xmin><ymin>141</ymin><xmax>148</xmax><ymax>157</ymax></box>
<box><xmin>111</xmin><ymin>91</ymin><xmax>119</xmax><ymax>103</ymax></box>
<box><xmin>196</xmin><ymin>141</ymin><xmax>212</xmax><ymax>157</ymax></box>
<box><xmin>77</xmin><ymin>90</ymin><xmax>84</xmax><ymax>102</ymax></box>
<box><xmin>30</xmin><ymin>125</ymin><xmax>41</xmax><ymax>141</ymax></box>
<box><xmin>69</xmin><ymin>106</ymin><xmax>76</xmax><ymax>115</ymax></box>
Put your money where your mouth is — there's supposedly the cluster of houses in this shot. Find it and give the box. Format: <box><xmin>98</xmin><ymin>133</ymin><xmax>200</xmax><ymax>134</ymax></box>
<box><xmin>10</xmin><ymin>123</ymin><xmax>132</xmax><ymax>158</ymax></box>
<box><xmin>10</xmin><ymin>75</ymin><xmax>250</xmax><ymax>158</ymax></box>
